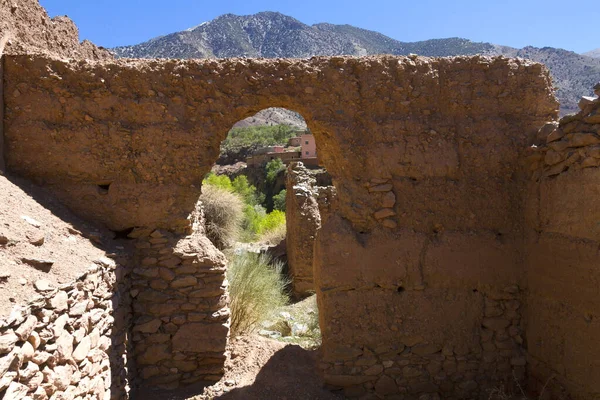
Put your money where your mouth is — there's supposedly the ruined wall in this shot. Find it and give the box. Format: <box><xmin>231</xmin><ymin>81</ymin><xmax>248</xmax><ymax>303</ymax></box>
<box><xmin>3</xmin><ymin>53</ymin><xmax>558</xmax><ymax>396</ymax></box>
<box><xmin>524</xmin><ymin>87</ymin><xmax>600</xmax><ymax>399</ymax></box>
<box><xmin>0</xmin><ymin>257</ymin><xmax>132</xmax><ymax>399</ymax></box>
<box><xmin>286</xmin><ymin>162</ymin><xmax>335</xmax><ymax>296</ymax></box>
<box><xmin>129</xmin><ymin>223</ymin><xmax>229</xmax><ymax>388</ymax></box>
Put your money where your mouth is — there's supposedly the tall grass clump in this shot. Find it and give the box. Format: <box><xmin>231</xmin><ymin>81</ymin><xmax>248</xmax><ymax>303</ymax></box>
<box><xmin>200</xmin><ymin>185</ymin><xmax>243</xmax><ymax>250</ymax></box>
<box><xmin>228</xmin><ymin>251</ymin><xmax>289</xmax><ymax>336</ymax></box>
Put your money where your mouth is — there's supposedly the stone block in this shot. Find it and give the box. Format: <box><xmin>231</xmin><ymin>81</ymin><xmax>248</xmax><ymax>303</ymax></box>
<box><xmin>172</xmin><ymin>323</ymin><xmax>228</xmax><ymax>353</ymax></box>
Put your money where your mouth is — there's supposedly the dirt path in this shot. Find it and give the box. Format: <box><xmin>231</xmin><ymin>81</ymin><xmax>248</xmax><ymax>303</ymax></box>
<box><xmin>135</xmin><ymin>335</ymin><xmax>342</xmax><ymax>400</ymax></box>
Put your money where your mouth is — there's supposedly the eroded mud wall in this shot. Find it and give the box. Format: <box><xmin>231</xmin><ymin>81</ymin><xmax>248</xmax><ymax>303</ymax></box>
<box><xmin>3</xmin><ymin>54</ymin><xmax>558</xmax><ymax>395</ymax></box>
<box><xmin>0</xmin><ymin>0</ymin><xmax>111</xmax><ymax>60</ymax></box>
<box><xmin>525</xmin><ymin>90</ymin><xmax>600</xmax><ymax>399</ymax></box>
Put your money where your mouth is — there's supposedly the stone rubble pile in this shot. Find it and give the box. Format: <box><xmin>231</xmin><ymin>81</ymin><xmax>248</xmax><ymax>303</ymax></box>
<box><xmin>529</xmin><ymin>83</ymin><xmax>600</xmax><ymax>178</ymax></box>
<box><xmin>0</xmin><ymin>257</ymin><xmax>132</xmax><ymax>400</ymax></box>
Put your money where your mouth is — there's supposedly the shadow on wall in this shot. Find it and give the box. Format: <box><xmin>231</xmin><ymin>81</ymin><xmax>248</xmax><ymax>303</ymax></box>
<box><xmin>0</xmin><ymin>175</ymin><xmax>135</xmax><ymax>399</ymax></box>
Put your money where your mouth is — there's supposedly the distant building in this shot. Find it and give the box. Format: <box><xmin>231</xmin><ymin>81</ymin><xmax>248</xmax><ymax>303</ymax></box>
<box><xmin>288</xmin><ymin>137</ymin><xmax>301</xmax><ymax>147</ymax></box>
<box><xmin>246</xmin><ymin>131</ymin><xmax>319</xmax><ymax>167</ymax></box>
<box><xmin>301</xmin><ymin>133</ymin><xmax>317</xmax><ymax>159</ymax></box>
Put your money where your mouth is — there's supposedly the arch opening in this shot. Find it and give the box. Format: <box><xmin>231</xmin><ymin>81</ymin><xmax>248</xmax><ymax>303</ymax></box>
<box><xmin>198</xmin><ymin>107</ymin><xmax>335</xmax><ymax>351</ymax></box>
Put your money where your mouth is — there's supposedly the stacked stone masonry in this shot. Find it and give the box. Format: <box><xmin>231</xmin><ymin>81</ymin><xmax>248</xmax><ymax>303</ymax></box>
<box><xmin>0</xmin><ymin>257</ymin><xmax>132</xmax><ymax>400</ymax></box>
<box><xmin>129</xmin><ymin>225</ymin><xmax>229</xmax><ymax>389</ymax></box>
<box><xmin>4</xmin><ymin>47</ymin><xmax>600</xmax><ymax>399</ymax></box>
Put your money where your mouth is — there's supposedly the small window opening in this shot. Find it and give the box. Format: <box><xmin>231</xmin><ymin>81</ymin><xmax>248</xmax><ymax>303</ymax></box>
<box><xmin>112</xmin><ymin>227</ymin><xmax>134</xmax><ymax>240</ymax></box>
<box><xmin>97</xmin><ymin>183</ymin><xmax>111</xmax><ymax>195</ymax></box>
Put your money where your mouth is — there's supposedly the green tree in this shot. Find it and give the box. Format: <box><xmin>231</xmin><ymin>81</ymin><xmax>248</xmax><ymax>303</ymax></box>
<box><xmin>203</xmin><ymin>173</ymin><xmax>233</xmax><ymax>192</ymax></box>
<box><xmin>273</xmin><ymin>189</ymin><xmax>286</xmax><ymax>212</ymax></box>
<box><xmin>265</xmin><ymin>158</ymin><xmax>285</xmax><ymax>183</ymax></box>
<box><xmin>232</xmin><ymin>175</ymin><xmax>264</xmax><ymax>206</ymax></box>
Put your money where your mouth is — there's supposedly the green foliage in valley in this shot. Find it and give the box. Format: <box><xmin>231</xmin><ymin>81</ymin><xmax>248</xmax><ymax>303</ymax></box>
<box><xmin>202</xmin><ymin>173</ymin><xmax>286</xmax><ymax>244</ymax></box>
<box><xmin>220</xmin><ymin>125</ymin><xmax>297</xmax><ymax>156</ymax></box>
<box><xmin>265</xmin><ymin>158</ymin><xmax>286</xmax><ymax>183</ymax></box>
<box><xmin>273</xmin><ymin>189</ymin><xmax>287</xmax><ymax>212</ymax></box>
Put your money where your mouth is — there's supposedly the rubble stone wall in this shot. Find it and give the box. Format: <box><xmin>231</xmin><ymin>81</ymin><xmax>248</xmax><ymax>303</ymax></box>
<box><xmin>0</xmin><ymin>257</ymin><xmax>132</xmax><ymax>400</ymax></box>
<box><xmin>3</xmin><ymin>53</ymin><xmax>560</xmax><ymax>397</ymax></box>
<box><xmin>128</xmin><ymin>223</ymin><xmax>229</xmax><ymax>389</ymax></box>
<box><xmin>524</xmin><ymin>87</ymin><xmax>600</xmax><ymax>399</ymax></box>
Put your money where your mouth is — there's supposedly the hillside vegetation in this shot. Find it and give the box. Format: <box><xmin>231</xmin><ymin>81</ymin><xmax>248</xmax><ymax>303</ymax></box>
<box><xmin>219</xmin><ymin>124</ymin><xmax>299</xmax><ymax>164</ymax></box>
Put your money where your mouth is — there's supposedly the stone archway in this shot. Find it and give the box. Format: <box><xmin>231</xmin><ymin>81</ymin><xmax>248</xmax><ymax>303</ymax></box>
<box><xmin>3</xmin><ymin>53</ymin><xmax>558</xmax><ymax>397</ymax></box>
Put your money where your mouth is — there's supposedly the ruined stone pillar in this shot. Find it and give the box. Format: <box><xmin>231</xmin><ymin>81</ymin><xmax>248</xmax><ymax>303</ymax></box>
<box><xmin>285</xmin><ymin>162</ymin><xmax>335</xmax><ymax>296</ymax></box>
<box><xmin>129</xmin><ymin>227</ymin><xmax>229</xmax><ymax>388</ymax></box>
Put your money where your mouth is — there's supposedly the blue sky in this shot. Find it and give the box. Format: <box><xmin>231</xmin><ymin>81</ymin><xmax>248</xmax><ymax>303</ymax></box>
<box><xmin>39</xmin><ymin>0</ymin><xmax>599</xmax><ymax>53</ymax></box>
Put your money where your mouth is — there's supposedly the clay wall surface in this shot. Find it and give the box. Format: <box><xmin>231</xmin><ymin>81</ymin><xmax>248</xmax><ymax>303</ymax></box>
<box><xmin>2</xmin><ymin>53</ymin><xmax>560</xmax><ymax>396</ymax></box>
<box><xmin>525</xmin><ymin>90</ymin><xmax>600</xmax><ymax>399</ymax></box>
<box><xmin>0</xmin><ymin>258</ymin><xmax>132</xmax><ymax>399</ymax></box>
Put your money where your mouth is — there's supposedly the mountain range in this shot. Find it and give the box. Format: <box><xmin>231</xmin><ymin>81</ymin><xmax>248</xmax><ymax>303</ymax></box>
<box><xmin>112</xmin><ymin>11</ymin><xmax>600</xmax><ymax>115</ymax></box>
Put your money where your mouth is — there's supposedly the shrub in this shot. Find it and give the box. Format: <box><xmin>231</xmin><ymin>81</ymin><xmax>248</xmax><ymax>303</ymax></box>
<box><xmin>200</xmin><ymin>185</ymin><xmax>243</xmax><ymax>249</ymax></box>
<box><xmin>258</xmin><ymin>210</ymin><xmax>286</xmax><ymax>235</ymax></box>
<box><xmin>273</xmin><ymin>189</ymin><xmax>286</xmax><ymax>212</ymax></box>
<box><xmin>265</xmin><ymin>158</ymin><xmax>285</xmax><ymax>183</ymax></box>
<box><xmin>221</xmin><ymin>124</ymin><xmax>296</xmax><ymax>156</ymax></box>
<box><xmin>260</xmin><ymin>222</ymin><xmax>286</xmax><ymax>245</ymax></box>
<box><xmin>232</xmin><ymin>175</ymin><xmax>264</xmax><ymax>206</ymax></box>
<box><xmin>227</xmin><ymin>251</ymin><xmax>289</xmax><ymax>335</ymax></box>
<box><xmin>203</xmin><ymin>173</ymin><xmax>233</xmax><ymax>192</ymax></box>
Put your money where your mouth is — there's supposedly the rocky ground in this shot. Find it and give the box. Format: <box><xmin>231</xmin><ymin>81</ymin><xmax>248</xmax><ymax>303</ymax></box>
<box><xmin>0</xmin><ymin>175</ymin><xmax>125</xmax><ymax>316</ymax></box>
<box><xmin>136</xmin><ymin>334</ymin><xmax>341</xmax><ymax>400</ymax></box>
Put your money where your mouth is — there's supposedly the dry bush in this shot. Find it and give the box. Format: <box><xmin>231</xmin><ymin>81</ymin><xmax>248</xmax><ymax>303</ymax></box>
<box><xmin>200</xmin><ymin>184</ymin><xmax>243</xmax><ymax>250</ymax></box>
<box><xmin>227</xmin><ymin>251</ymin><xmax>289</xmax><ymax>336</ymax></box>
<box><xmin>259</xmin><ymin>222</ymin><xmax>286</xmax><ymax>245</ymax></box>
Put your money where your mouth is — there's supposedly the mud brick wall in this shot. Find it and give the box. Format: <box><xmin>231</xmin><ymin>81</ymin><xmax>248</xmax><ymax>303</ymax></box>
<box><xmin>0</xmin><ymin>257</ymin><xmax>132</xmax><ymax>400</ymax></box>
<box><xmin>3</xmin><ymin>53</ymin><xmax>558</xmax><ymax>396</ymax></box>
<box><xmin>524</xmin><ymin>88</ymin><xmax>600</xmax><ymax>399</ymax></box>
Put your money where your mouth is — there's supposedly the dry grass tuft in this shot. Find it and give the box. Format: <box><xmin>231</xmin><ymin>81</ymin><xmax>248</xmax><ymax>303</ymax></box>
<box><xmin>259</xmin><ymin>222</ymin><xmax>286</xmax><ymax>246</ymax></box>
<box><xmin>200</xmin><ymin>185</ymin><xmax>244</xmax><ymax>249</ymax></box>
<box><xmin>227</xmin><ymin>251</ymin><xmax>289</xmax><ymax>336</ymax></box>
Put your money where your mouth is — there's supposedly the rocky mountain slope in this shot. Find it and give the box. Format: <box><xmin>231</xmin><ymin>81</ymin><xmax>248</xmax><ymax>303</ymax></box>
<box><xmin>112</xmin><ymin>12</ymin><xmax>493</xmax><ymax>59</ymax></box>
<box><xmin>584</xmin><ymin>48</ymin><xmax>600</xmax><ymax>58</ymax></box>
<box><xmin>233</xmin><ymin>108</ymin><xmax>307</xmax><ymax>130</ymax></box>
<box><xmin>111</xmin><ymin>12</ymin><xmax>599</xmax><ymax>115</ymax></box>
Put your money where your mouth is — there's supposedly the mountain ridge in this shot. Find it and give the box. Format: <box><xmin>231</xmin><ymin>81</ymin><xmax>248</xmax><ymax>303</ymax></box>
<box><xmin>584</xmin><ymin>48</ymin><xmax>600</xmax><ymax>58</ymax></box>
<box><xmin>111</xmin><ymin>11</ymin><xmax>600</xmax><ymax>114</ymax></box>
